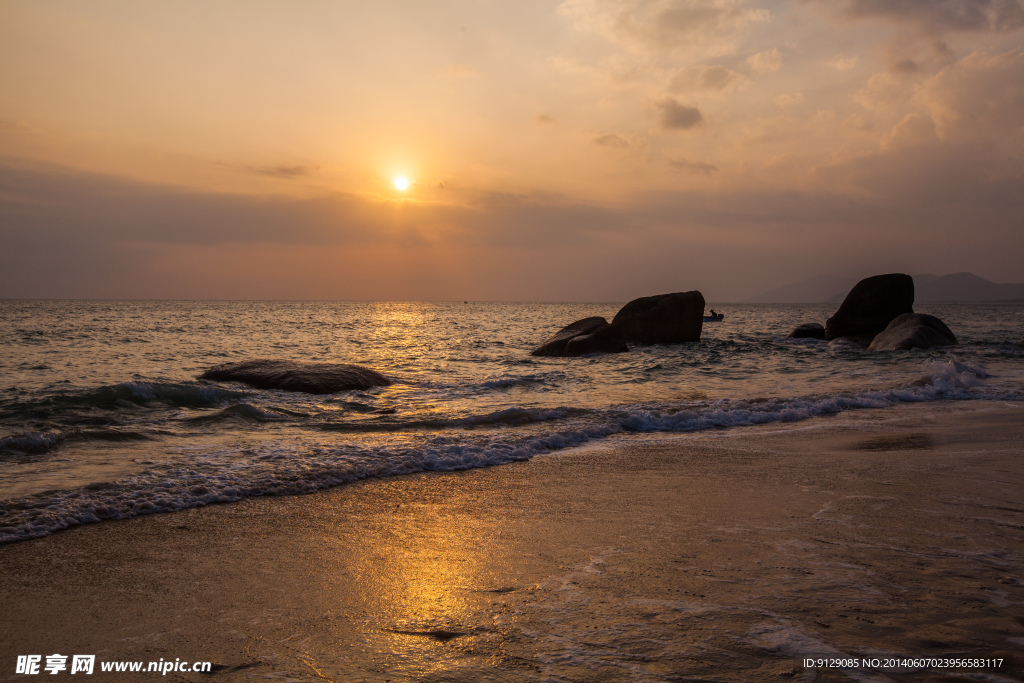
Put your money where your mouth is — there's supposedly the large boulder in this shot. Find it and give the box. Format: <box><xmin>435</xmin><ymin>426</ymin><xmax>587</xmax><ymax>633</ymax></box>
<box><xmin>788</xmin><ymin>322</ymin><xmax>826</xmax><ymax>339</ymax></box>
<box><xmin>531</xmin><ymin>317</ymin><xmax>617</xmax><ymax>356</ymax></box>
<box><xmin>868</xmin><ymin>313</ymin><xmax>958</xmax><ymax>351</ymax></box>
<box><xmin>825</xmin><ymin>273</ymin><xmax>914</xmax><ymax>340</ymax></box>
<box><xmin>200</xmin><ymin>359</ymin><xmax>391</xmax><ymax>394</ymax></box>
<box><xmin>609</xmin><ymin>291</ymin><xmax>705</xmax><ymax>345</ymax></box>
<box><xmin>530</xmin><ymin>291</ymin><xmax>705</xmax><ymax>356</ymax></box>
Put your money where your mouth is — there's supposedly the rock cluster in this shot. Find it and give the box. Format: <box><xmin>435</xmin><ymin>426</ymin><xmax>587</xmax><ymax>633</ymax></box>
<box><xmin>787</xmin><ymin>273</ymin><xmax>957</xmax><ymax>352</ymax></box>
<box><xmin>532</xmin><ymin>291</ymin><xmax>705</xmax><ymax>357</ymax></box>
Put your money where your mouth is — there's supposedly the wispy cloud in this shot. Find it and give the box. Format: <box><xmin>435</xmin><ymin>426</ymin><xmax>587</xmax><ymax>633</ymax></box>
<box><xmin>837</xmin><ymin>0</ymin><xmax>1024</xmax><ymax>32</ymax></box>
<box><xmin>747</xmin><ymin>48</ymin><xmax>783</xmax><ymax>74</ymax></box>
<box><xmin>444</xmin><ymin>63</ymin><xmax>477</xmax><ymax>78</ymax></box>
<box><xmin>671</xmin><ymin>64</ymin><xmax>750</xmax><ymax>94</ymax></box>
<box><xmin>559</xmin><ymin>0</ymin><xmax>771</xmax><ymax>56</ymax></box>
<box><xmin>593</xmin><ymin>133</ymin><xmax>629</xmax><ymax>148</ymax></box>
<box><xmin>243</xmin><ymin>164</ymin><xmax>314</xmax><ymax>179</ymax></box>
<box><xmin>774</xmin><ymin>92</ymin><xmax>805</xmax><ymax>108</ymax></box>
<box><xmin>668</xmin><ymin>158</ymin><xmax>718</xmax><ymax>174</ymax></box>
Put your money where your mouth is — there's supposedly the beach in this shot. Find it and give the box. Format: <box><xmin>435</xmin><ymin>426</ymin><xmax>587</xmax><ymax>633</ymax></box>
<box><xmin>3</xmin><ymin>400</ymin><xmax>1023</xmax><ymax>682</ymax></box>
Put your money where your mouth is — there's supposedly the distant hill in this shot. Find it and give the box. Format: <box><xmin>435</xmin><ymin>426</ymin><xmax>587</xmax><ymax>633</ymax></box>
<box><xmin>748</xmin><ymin>272</ymin><xmax>1024</xmax><ymax>303</ymax></box>
<box><xmin>745</xmin><ymin>275</ymin><xmax>859</xmax><ymax>303</ymax></box>
<box><xmin>914</xmin><ymin>272</ymin><xmax>1024</xmax><ymax>303</ymax></box>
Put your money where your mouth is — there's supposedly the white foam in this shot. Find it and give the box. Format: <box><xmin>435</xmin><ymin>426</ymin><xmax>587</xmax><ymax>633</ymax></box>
<box><xmin>0</xmin><ymin>356</ymin><xmax>1009</xmax><ymax>545</ymax></box>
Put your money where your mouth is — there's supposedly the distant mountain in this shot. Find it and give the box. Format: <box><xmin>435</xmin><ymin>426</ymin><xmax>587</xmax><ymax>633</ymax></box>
<box><xmin>748</xmin><ymin>272</ymin><xmax>1024</xmax><ymax>303</ymax></box>
<box><xmin>914</xmin><ymin>272</ymin><xmax>1024</xmax><ymax>303</ymax></box>
<box><xmin>745</xmin><ymin>275</ymin><xmax>859</xmax><ymax>303</ymax></box>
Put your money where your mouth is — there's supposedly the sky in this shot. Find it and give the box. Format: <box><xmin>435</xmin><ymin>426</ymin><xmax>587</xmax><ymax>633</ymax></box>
<box><xmin>1</xmin><ymin>0</ymin><xmax>1022</xmax><ymax>301</ymax></box>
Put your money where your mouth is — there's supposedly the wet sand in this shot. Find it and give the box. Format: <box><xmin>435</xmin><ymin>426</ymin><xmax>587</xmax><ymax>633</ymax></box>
<box><xmin>2</xmin><ymin>401</ymin><xmax>1024</xmax><ymax>682</ymax></box>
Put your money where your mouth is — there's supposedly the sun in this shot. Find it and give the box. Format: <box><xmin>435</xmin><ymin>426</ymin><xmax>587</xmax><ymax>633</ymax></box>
<box><xmin>393</xmin><ymin>176</ymin><xmax>409</xmax><ymax>191</ymax></box>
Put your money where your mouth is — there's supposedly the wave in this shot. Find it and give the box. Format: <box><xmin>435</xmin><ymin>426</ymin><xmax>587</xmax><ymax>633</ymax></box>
<box><xmin>317</xmin><ymin>405</ymin><xmax>590</xmax><ymax>433</ymax></box>
<box><xmin>0</xmin><ymin>381</ymin><xmax>250</xmax><ymax>427</ymax></box>
<box><xmin>76</xmin><ymin>381</ymin><xmax>248</xmax><ymax>408</ymax></box>
<box><xmin>478</xmin><ymin>372</ymin><xmax>568</xmax><ymax>390</ymax></box>
<box><xmin>182</xmin><ymin>403</ymin><xmax>296</xmax><ymax>424</ymax></box>
<box><xmin>0</xmin><ymin>427</ymin><xmax>155</xmax><ymax>458</ymax></box>
<box><xmin>0</xmin><ymin>356</ymin><xmax>1014</xmax><ymax>545</ymax></box>
<box><xmin>0</xmin><ymin>431</ymin><xmax>66</xmax><ymax>457</ymax></box>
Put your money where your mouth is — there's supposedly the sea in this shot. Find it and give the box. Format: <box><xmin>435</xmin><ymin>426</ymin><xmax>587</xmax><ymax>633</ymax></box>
<box><xmin>1</xmin><ymin>300</ymin><xmax>1022</xmax><ymax>544</ymax></box>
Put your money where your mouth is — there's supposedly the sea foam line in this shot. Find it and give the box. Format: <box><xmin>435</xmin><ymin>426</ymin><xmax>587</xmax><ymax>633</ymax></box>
<box><xmin>0</xmin><ymin>356</ymin><xmax>1012</xmax><ymax>545</ymax></box>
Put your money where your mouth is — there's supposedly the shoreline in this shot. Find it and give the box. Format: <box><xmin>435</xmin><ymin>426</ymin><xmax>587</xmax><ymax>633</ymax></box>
<box><xmin>2</xmin><ymin>400</ymin><xmax>1024</xmax><ymax>681</ymax></box>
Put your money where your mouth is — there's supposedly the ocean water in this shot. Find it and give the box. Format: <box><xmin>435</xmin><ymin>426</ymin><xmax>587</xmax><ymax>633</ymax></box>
<box><xmin>1</xmin><ymin>300</ymin><xmax>1022</xmax><ymax>544</ymax></box>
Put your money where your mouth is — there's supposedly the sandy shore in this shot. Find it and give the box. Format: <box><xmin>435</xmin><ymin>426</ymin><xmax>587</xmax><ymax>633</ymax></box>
<box><xmin>2</xmin><ymin>400</ymin><xmax>1024</xmax><ymax>682</ymax></box>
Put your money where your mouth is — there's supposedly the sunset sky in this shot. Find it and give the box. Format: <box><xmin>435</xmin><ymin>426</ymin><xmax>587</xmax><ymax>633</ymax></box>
<box><xmin>2</xmin><ymin>0</ymin><xmax>1022</xmax><ymax>301</ymax></box>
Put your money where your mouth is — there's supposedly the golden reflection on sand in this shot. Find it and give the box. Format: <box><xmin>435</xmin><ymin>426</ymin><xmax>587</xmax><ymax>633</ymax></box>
<box><xmin>315</xmin><ymin>476</ymin><xmax>519</xmax><ymax>677</ymax></box>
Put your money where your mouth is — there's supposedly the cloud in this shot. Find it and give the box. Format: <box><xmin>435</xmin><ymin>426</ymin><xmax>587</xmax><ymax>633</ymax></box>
<box><xmin>593</xmin><ymin>133</ymin><xmax>630</xmax><ymax>148</ymax></box>
<box><xmin>774</xmin><ymin>92</ymin><xmax>805</xmax><ymax>108</ymax></box>
<box><xmin>670</xmin><ymin>64</ymin><xmax>749</xmax><ymax>94</ymax></box>
<box><xmin>559</xmin><ymin>0</ymin><xmax>771</xmax><ymax>55</ymax></box>
<box><xmin>747</xmin><ymin>48</ymin><xmax>783</xmax><ymax>74</ymax></box>
<box><xmin>668</xmin><ymin>158</ymin><xmax>718</xmax><ymax>173</ymax></box>
<box><xmin>654</xmin><ymin>98</ymin><xmax>705</xmax><ymax>130</ymax></box>
<box><xmin>244</xmin><ymin>164</ymin><xmax>314</xmax><ymax>179</ymax></box>
<box><xmin>536</xmin><ymin>114</ymin><xmax>557</xmax><ymax>124</ymax></box>
<box><xmin>0</xmin><ymin>119</ymin><xmax>39</xmax><ymax>135</ymax></box>
<box><xmin>2</xmin><ymin>154</ymin><xmax>1021</xmax><ymax>300</ymax></box>
<box><xmin>854</xmin><ymin>70</ymin><xmax>915</xmax><ymax>111</ymax></box>
<box><xmin>915</xmin><ymin>49</ymin><xmax>1024</xmax><ymax>138</ymax></box>
<box><xmin>444</xmin><ymin>63</ymin><xmax>477</xmax><ymax>78</ymax></box>
<box><xmin>880</xmin><ymin>113</ymin><xmax>941</xmax><ymax>149</ymax></box>
<box><xmin>836</xmin><ymin>0</ymin><xmax>1024</xmax><ymax>33</ymax></box>
<box><xmin>828</xmin><ymin>56</ymin><xmax>859</xmax><ymax>70</ymax></box>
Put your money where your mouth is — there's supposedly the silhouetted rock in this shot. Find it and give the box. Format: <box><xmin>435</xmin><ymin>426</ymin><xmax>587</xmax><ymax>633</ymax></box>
<box><xmin>200</xmin><ymin>359</ymin><xmax>391</xmax><ymax>394</ymax></box>
<box><xmin>530</xmin><ymin>291</ymin><xmax>704</xmax><ymax>356</ymax></box>
<box><xmin>563</xmin><ymin>324</ymin><xmax>629</xmax><ymax>355</ymax></box>
<box><xmin>868</xmin><ymin>313</ymin><xmax>958</xmax><ymax>351</ymax></box>
<box><xmin>825</xmin><ymin>274</ymin><xmax>914</xmax><ymax>340</ymax></box>
<box><xmin>531</xmin><ymin>317</ymin><xmax>612</xmax><ymax>356</ymax></box>
<box><xmin>788</xmin><ymin>322</ymin><xmax>826</xmax><ymax>339</ymax></box>
<box><xmin>610</xmin><ymin>291</ymin><xmax>705</xmax><ymax>345</ymax></box>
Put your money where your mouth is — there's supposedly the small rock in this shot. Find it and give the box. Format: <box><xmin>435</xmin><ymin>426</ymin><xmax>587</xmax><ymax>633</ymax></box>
<box><xmin>828</xmin><ymin>336</ymin><xmax>871</xmax><ymax>351</ymax></box>
<box><xmin>788</xmin><ymin>323</ymin><xmax>826</xmax><ymax>339</ymax></box>
<box><xmin>531</xmin><ymin>317</ymin><xmax>612</xmax><ymax>357</ymax></box>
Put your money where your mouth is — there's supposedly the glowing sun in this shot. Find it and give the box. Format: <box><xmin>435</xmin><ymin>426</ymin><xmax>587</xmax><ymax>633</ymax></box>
<box><xmin>393</xmin><ymin>176</ymin><xmax>409</xmax><ymax>191</ymax></box>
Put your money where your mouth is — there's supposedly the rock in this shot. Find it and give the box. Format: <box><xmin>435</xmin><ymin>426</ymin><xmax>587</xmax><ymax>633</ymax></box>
<box><xmin>609</xmin><ymin>291</ymin><xmax>705</xmax><ymax>345</ymax></box>
<box><xmin>868</xmin><ymin>313</ymin><xmax>958</xmax><ymax>351</ymax></box>
<box><xmin>828</xmin><ymin>336</ymin><xmax>871</xmax><ymax>351</ymax></box>
<box><xmin>788</xmin><ymin>323</ymin><xmax>826</xmax><ymax>339</ymax></box>
<box><xmin>531</xmin><ymin>317</ymin><xmax>613</xmax><ymax>356</ymax></box>
<box><xmin>563</xmin><ymin>324</ymin><xmax>629</xmax><ymax>356</ymax></box>
<box><xmin>825</xmin><ymin>273</ymin><xmax>915</xmax><ymax>340</ymax></box>
<box><xmin>200</xmin><ymin>359</ymin><xmax>391</xmax><ymax>394</ymax></box>
<box><xmin>530</xmin><ymin>291</ymin><xmax>704</xmax><ymax>356</ymax></box>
